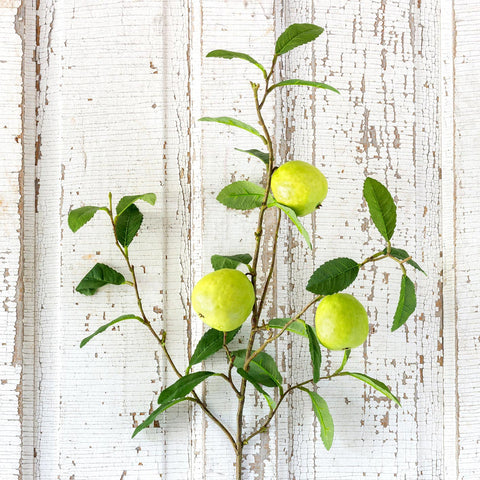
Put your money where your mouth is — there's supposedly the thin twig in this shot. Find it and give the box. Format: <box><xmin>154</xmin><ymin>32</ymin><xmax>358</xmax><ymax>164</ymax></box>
<box><xmin>358</xmin><ymin>250</ymin><xmax>387</xmax><ymax>267</ymax></box>
<box><xmin>222</xmin><ymin>333</ymin><xmax>241</xmax><ymax>396</ymax></box>
<box><xmin>235</xmin><ymin>60</ymin><xmax>278</xmax><ymax>473</ymax></box>
<box><xmin>243</xmin><ymin>378</ymin><xmax>313</xmax><ymax>444</ymax></box>
<box><xmin>257</xmin><ymin>210</ymin><xmax>282</xmax><ymax>319</ymax></box>
<box><xmin>190</xmin><ymin>397</ymin><xmax>238</xmax><ymax>451</ymax></box>
<box><xmin>387</xmin><ymin>253</ymin><xmax>412</xmax><ymax>275</ymax></box>
<box><xmin>246</xmin><ymin>295</ymin><xmax>323</xmax><ymax>366</ymax></box>
<box><xmin>259</xmin><ymin>54</ymin><xmax>277</xmax><ymax>109</ymax></box>
<box><xmin>106</xmin><ymin>197</ymin><xmax>236</xmax><ymax>451</ymax></box>
<box><xmin>243</xmin><ymin>362</ymin><xmax>352</xmax><ymax>445</ymax></box>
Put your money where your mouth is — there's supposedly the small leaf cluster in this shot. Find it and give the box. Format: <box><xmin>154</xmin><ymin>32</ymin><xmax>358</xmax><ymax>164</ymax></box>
<box><xmin>306</xmin><ymin>177</ymin><xmax>422</xmax><ymax>332</ymax></box>
<box><xmin>69</xmin><ymin>192</ymin><xmax>156</xmax><ymax>342</ymax></box>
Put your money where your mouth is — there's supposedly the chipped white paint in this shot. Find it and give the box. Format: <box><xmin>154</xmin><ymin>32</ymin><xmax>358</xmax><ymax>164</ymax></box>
<box><xmin>1</xmin><ymin>0</ymin><xmax>479</xmax><ymax>479</ymax></box>
<box><xmin>0</xmin><ymin>1</ymin><xmax>23</xmax><ymax>480</ymax></box>
<box><xmin>441</xmin><ymin>0</ymin><xmax>458</xmax><ymax>477</ymax></box>
<box><xmin>444</xmin><ymin>2</ymin><xmax>480</xmax><ymax>479</ymax></box>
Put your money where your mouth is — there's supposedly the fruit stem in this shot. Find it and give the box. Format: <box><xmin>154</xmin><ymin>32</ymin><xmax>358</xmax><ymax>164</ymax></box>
<box><xmin>245</xmin><ymin>295</ymin><xmax>323</xmax><ymax>366</ymax></box>
<box><xmin>243</xmin><ymin>351</ymin><xmax>353</xmax><ymax>445</ymax></box>
<box><xmin>387</xmin><ymin>252</ymin><xmax>410</xmax><ymax>275</ymax></box>
<box><xmin>359</xmin><ymin>251</ymin><xmax>387</xmax><ymax>267</ymax></box>
<box><xmin>243</xmin><ymin>378</ymin><xmax>314</xmax><ymax>444</ymax></box>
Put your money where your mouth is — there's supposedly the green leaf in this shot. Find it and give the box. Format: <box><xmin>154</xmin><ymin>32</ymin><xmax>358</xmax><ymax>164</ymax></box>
<box><xmin>115</xmin><ymin>193</ymin><xmax>156</xmax><ymax>217</ymax></box>
<box><xmin>80</xmin><ymin>314</ymin><xmax>144</xmax><ymax>348</ymax></box>
<box><xmin>275</xmin><ymin>23</ymin><xmax>324</xmax><ymax>55</ymax></box>
<box><xmin>363</xmin><ymin>177</ymin><xmax>397</xmax><ymax>242</ymax></box>
<box><xmin>187</xmin><ymin>327</ymin><xmax>241</xmax><ymax>371</ymax></box>
<box><xmin>206</xmin><ymin>50</ymin><xmax>266</xmax><ymax>77</ymax></box>
<box><xmin>237</xmin><ymin>368</ymin><xmax>276</xmax><ymax>410</ymax></box>
<box><xmin>306</xmin><ymin>324</ymin><xmax>322</xmax><ymax>382</ymax></box>
<box><xmin>269</xmin><ymin>79</ymin><xmax>339</xmax><ymax>94</ymax></box>
<box><xmin>273</xmin><ymin>202</ymin><xmax>312</xmax><ymax>249</ymax></box>
<box><xmin>300</xmin><ymin>388</ymin><xmax>334</xmax><ymax>450</ymax></box>
<box><xmin>268</xmin><ymin>318</ymin><xmax>307</xmax><ymax>337</ymax></box>
<box><xmin>211</xmin><ymin>253</ymin><xmax>252</xmax><ymax>271</ymax></box>
<box><xmin>76</xmin><ymin>263</ymin><xmax>126</xmax><ymax>296</ymax></box>
<box><xmin>157</xmin><ymin>371</ymin><xmax>217</xmax><ymax>405</ymax></box>
<box><xmin>392</xmin><ymin>275</ymin><xmax>416</xmax><ymax>332</ymax></box>
<box><xmin>232</xmin><ymin>350</ymin><xmax>282</xmax><ymax>388</ymax></box>
<box><xmin>333</xmin><ymin>348</ymin><xmax>351</xmax><ymax>375</ymax></box>
<box><xmin>217</xmin><ymin>181</ymin><xmax>269</xmax><ymax>211</ymax></box>
<box><xmin>115</xmin><ymin>204</ymin><xmax>143</xmax><ymax>247</ymax></box>
<box><xmin>338</xmin><ymin>372</ymin><xmax>401</xmax><ymax>406</ymax></box>
<box><xmin>68</xmin><ymin>206</ymin><xmax>105</xmax><ymax>232</ymax></box>
<box><xmin>383</xmin><ymin>247</ymin><xmax>426</xmax><ymax>275</ymax></box>
<box><xmin>199</xmin><ymin>117</ymin><xmax>264</xmax><ymax>140</ymax></box>
<box><xmin>235</xmin><ymin>148</ymin><xmax>270</xmax><ymax>166</ymax></box>
<box><xmin>132</xmin><ymin>398</ymin><xmax>191</xmax><ymax>438</ymax></box>
<box><xmin>306</xmin><ymin>257</ymin><xmax>359</xmax><ymax>295</ymax></box>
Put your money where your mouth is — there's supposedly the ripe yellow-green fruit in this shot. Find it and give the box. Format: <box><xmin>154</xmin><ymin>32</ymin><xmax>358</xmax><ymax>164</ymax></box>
<box><xmin>271</xmin><ymin>160</ymin><xmax>328</xmax><ymax>217</ymax></box>
<box><xmin>315</xmin><ymin>293</ymin><xmax>369</xmax><ymax>350</ymax></box>
<box><xmin>192</xmin><ymin>269</ymin><xmax>255</xmax><ymax>332</ymax></box>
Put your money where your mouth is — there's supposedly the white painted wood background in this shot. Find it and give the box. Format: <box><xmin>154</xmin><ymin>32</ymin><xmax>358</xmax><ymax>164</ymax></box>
<box><xmin>1</xmin><ymin>0</ymin><xmax>479</xmax><ymax>478</ymax></box>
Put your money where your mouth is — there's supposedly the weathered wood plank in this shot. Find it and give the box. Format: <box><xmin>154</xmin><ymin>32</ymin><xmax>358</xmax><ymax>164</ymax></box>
<box><xmin>32</xmin><ymin>0</ymin><xmax>195</xmax><ymax>478</ymax></box>
<box><xmin>273</xmin><ymin>1</ymin><xmax>443</xmax><ymax>478</ymax></box>
<box><xmin>449</xmin><ymin>1</ymin><xmax>480</xmax><ymax>478</ymax></box>
<box><xmin>19</xmin><ymin>0</ymin><xmax>37</xmax><ymax>478</ymax></box>
<box><xmin>0</xmin><ymin>2</ymin><xmax>24</xmax><ymax>479</ymax></box>
<box><xmin>198</xmin><ymin>3</ymin><xmax>276</xmax><ymax>478</ymax></box>
<box><xmin>441</xmin><ymin>0</ymin><xmax>457</xmax><ymax>477</ymax></box>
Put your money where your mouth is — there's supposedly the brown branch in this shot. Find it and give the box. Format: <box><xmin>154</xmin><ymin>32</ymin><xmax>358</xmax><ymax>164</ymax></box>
<box><xmin>243</xmin><ymin>357</ymin><xmax>353</xmax><ymax>445</ymax></box>
<box><xmin>246</xmin><ymin>294</ymin><xmax>323</xmax><ymax>366</ymax></box>
<box><xmin>106</xmin><ymin>198</ymin><xmax>237</xmax><ymax>451</ymax></box>
<box><xmin>243</xmin><ymin>378</ymin><xmax>313</xmax><ymax>444</ymax></box>
<box><xmin>235</xmin><ymin>60</ymin><xmax>278</xmax><ymax>478</ymax></box>
<box><xmin>257</xmin><ymin>210</ymin><xmax>282</xmax><ymax>319</ymax></box>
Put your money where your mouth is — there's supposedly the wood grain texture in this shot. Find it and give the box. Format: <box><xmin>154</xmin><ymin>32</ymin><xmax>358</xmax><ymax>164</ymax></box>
<box><xmin>19</xmin><ymin>1</ymin><xmax>37</xmax><ymax>478</ymax></box>
<box><xmin>3</xmin><ymin>0</ymin><xmax>478</xmax><ymax>479</ymax></box>
<box><xmin>0</xmin><ymin>2</ymin><xmax>23</xmax><ymax>479</ymax></box>
<box><xmin>274</xmin><ymin>1</ymin><xmax>443</xmax><ymax>479</ymax></box>
<box><xmin>441</xmin><ymin>0</ymin><xmax>457</xmax><ymax>477</ymax></box>
<box><xmin>446</xmin><ymin>1</ymin><xmax>480</xmax><ymax>478</ymax></box>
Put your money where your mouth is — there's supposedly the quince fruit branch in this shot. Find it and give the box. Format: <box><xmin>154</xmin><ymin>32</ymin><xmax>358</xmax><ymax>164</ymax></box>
<box><xmin>68</xmin><ymin>23</ymin><xmax>423</xmax><ymax>480</ymax></box>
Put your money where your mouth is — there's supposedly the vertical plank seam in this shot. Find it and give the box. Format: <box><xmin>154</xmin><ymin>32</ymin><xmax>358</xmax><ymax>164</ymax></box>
<box><xmin>15</xmin><ymin>2</ymin><xmax>26</xmax><ymax>479</ymax></box>
<box><xmin>188</xmin><ymin>0</ymin><xmax>206</xmax><ymax>477</ymax></box>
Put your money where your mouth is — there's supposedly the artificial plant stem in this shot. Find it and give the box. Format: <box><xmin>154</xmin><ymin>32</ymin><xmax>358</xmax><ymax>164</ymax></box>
<box><xmin>236</xmin><ymin>446</ymin><xmax>244</xmax><ymax>480</ymax></box>
<box><xmin>246</xmin><ymin>294</ymin><xmax>323</xmax><ymax>365</ymax></box>
<box><xmin>244</xmin><ymin>357</ymin><xmax>353</xmax><ymax>445</ymax></box>
<box><xmin>235</xmin><ymin>62</ymin><xmax>278</xmax><ymax>478</ymax></box>
<box><xmin>257</xmin><ymin>210</ymin><xmax>282</xmax><ymax>319</ymax></box>
<box><xmin>359</xmin><ymin>251</ymin><xmax>387</xmax><ymax>267</ymax></box>
<box><xmin>243</xmin><ymin>378</ymin><xmax>313</xmax><ymax>444</ymax></box>
<box><xmin>333</xmin><ymin>348</ymin><xmax>351</xmax><ymax>375</ymax></box>
<box><xmin>106</xmin><ymin>202</ymin><xmax>236</xmax><ymax>451</ymax></box>
<box><xmin>249</xmin><ymin>83</ymin><xmax>275</xmax><ymax>309</ymax></box>
<box><xmin>259</xmin><ymin>54</ymin><xmax>277</xmax><ymax>109</ymax></box>
<box><xmin>388</xmin><ymin>253</ymin><xmax>411</xmax><ymax>275</ymax></box>
<box><xmin>223</xmin><ymin>334</ymin><xmax>241</xmax><ymax>396</ymax></box>
<box><xmin>192</xmin><ymin>397</ymin><xmax>238</xmax><ymax>451</ymax></box>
